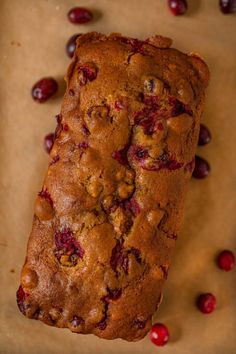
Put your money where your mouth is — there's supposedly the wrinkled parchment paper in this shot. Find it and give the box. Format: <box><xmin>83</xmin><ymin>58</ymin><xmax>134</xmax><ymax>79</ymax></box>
<box><xmin>0</xmin><ymin>1</ymin><xmax>235</xmax><ymax>353</ymax></box>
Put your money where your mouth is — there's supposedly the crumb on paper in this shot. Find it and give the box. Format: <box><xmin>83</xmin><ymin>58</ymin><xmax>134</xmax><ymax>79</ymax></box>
<box><xmin>10</xmin><ymin>269</ymin><xmax>15</xmax><ymax>273</ymax></box>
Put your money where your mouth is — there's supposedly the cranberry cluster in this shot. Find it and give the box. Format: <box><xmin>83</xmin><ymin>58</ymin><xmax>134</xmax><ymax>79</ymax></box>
<box><xmin>168</xmin><ymin>0</ymin><xmax>236</xmax><ymax>15</ymax></box>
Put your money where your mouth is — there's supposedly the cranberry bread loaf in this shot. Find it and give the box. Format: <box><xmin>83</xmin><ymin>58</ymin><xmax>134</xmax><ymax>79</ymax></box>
<box><xmin>17</xmin><ymin>32</ymin><xmax>209</xmax><ymax>341</ymax></box>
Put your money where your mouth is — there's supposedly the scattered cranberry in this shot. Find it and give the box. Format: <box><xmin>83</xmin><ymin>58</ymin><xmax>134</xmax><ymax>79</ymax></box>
<box><xmin>32</xmin><ymin>77</ymin><xmax>58</xmax><ymax>103</ymax></box>
<box><xmin>168</xmin><ymin>0</ymin><xmax>188</xmax><ymax>15</ymax></box>
<box><xmin>196</xmin><ymin>293</ymin><xmax>216</xmax><ymax>314</ymax></box>
<box><xmin>192</xmin><ymin>156</ymin><xmax>210</xmax><ymax>179</ymax></box>
<box><xmin>217</xmin><ymin>250</ymin><xmax>235</xmax><ymax>271</ymax></box>
<box><xmin>219</xmin><ymin>0</ymin><xmax>236</xmax><ymax>14</ymax></box>
<box><xmin>68</xmin><ymin>7</ymin><xmax>93</xmax><ymax>24</ymax></box>
<box><xmin>149</xmin><ymin>323</ymin><xmax>169</xmax><ymax>346</ymax></box>
<box><xmin>44</xmin><ymin>133</ymin><xmax>54</xmax><ymax>154</ymax></box>
<box><xmin>66</xmin><ymin>34</ymin><xmax>81</xmax><ymax>58</ymax></box>
<box><xmin>198</xmin><ymin>124</ymin><xmax>212</xmax><ymax>146</ymax></box>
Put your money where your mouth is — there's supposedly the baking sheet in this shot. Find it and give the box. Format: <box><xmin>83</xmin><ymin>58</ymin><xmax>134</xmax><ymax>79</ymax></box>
<box><xmin>0</xmin><ymin>0</ymin><xmax>236</xmax><ymax>353</ymax></box>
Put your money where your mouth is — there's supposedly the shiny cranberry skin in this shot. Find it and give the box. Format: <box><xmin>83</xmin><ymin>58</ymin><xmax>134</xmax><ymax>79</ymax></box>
<box><xmin>32</xmin><ymin>78</ymin><xmax>58</xmax><ymax>103</ymax></box>
<box><xmin>196</xmin><ymin>293</ymin><xmax>216</xmax><ymax>314</ymax></box>
<box><xmin>217</xmin><ymin>250</ymin><xmax>235</xmax><ymax>271</ymax></box>
<box><xmin>168</xmin><ymin>0</ymin><xmax>188</xmax><ymax>15</ymax></box>
<box><xmin>219</xmin><ymin>0</ymin><xmax>236</xmax><ymax>14</ymax></box>
<box><xmin>192</xmin><ymin>156</ymin><xmax>210</xmax><ymax>179</ymax></box>
<box><xmin>149</xmin><ymin>323</ymin><xmax>169</xmax><ymax>346</ymax></box>
<box><xmin>66</xmin><ymin>34</ymin><xmax>81</xmax><ymax>58</ymax></box>
<box><xmin>44</xmin><ymin>133</ymin><xmax>54</xmax><ymax>154</ymax></box>
<box><xmin>68</xmin><ymin>7</ymin><xmax>93</xmax><ymax>24</ymax></box>
<box><xmin>198</xmin><ymin>124</ymin><xmax>212</xmax><ymax>146</ymax></box>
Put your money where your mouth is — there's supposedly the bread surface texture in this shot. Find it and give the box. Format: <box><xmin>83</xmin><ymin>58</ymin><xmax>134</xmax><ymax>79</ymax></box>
<box><xmin>17</xmin><ymin>32</ymin><xmax>209</xmax><ymax>341</ymax></box>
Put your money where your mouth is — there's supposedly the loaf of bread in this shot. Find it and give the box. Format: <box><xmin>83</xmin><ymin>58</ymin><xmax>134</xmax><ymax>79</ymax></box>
<box><xmin>17</xmin><ymin>32</ymin><xmax>209</xmax><ymax>341</ymax></box>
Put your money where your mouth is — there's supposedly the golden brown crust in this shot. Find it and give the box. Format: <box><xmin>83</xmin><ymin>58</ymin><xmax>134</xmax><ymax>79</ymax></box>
<box><xmin>17</xmin><ymin>32</ymin><xmax>209</xmax><ymax>341</ymax></box>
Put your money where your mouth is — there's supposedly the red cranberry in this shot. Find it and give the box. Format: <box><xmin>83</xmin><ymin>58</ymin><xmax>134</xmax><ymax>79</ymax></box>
<box><xmin>44</xmin><ymin>133</ymin><xmax>54</xmax><ymax>154</ymax></box>
<box><xmin>168</xmin><ymin>0</ymin><xmax>188</xmax><ymax>15</ymax></box>
<box><xmin>134</xmin><ymin>319</ymin><xmax>146</xmax><ymax>329</ymax></box>
<box><xmin>124</xmin><ymin>198</ymin><xmax>141</xmax><ymax>216</ymax></box>
<box><xmin>198</xmin><ymin>124</ymin><xmax>212</xmax><ymax>146</ymax></box>
<box><xmin>112</xmin><ymin>145</ymin><xmax>129</xmax><ymax>165</ymax></box>
<box><xmin>110</xmin><ymin>241</ymin><xmax>129</xmax><ymax>274</ymax></box>
<box><xmin>71</xmin><ymin>315</ymin><xmax>84</xmax><ymax>328</ymax></box>
<box><xmin>16</xmin><ymin>285</ymin><xmax>29</xmax><ymax>315</ymax></box>
<box><xmin>192</xmin><ymin>156</ymin><xmax>210</xmax><ymax>179</ymax></box>
<box><xmin>219</xmin><ymin>0</ymin><xmax>236</xmax><ymax>14</ymax></box>
<box><xmin>149</xmin><ymin>323</ymin><xmax>169</xmax><ymax>346</ymax></box>
<box><xmin>54</xmin><ymin>229</ymin><xmax>84</xmax><ymax>265</ymax></box>
<box><xmin>78</xmin><ymin>64</ymin><xmax>97</xmax><ymax>85</ymax></box>
<box><xmin>196</xmin><ymin>293</ymin><xmax>216</xmax><ymax>314</ymax></box>
<box><xmin>38</xmin><ymin>189</ymin><xmax>53</xmax><ymax>206</ymax></box>
<box><xmin>31</xmin><ymin>78</ymin><xmax>58</xmax><ymax>103</ymax></box>
<box><xmin>103</xmin><ymin>288</ymin><xmax>122</xmax><ymax>302</ymax></box>
<box><xmin>68</xmin><ymin>7</ymin><xmax>93</xmax><ymax>24</ymax></box>
<box><xmin>217</xmin><ymin>250</ymin><xmax>235</xmax><ymax>271</ymax></box>
<box><xmin>66</xmin><ymin>34</ymin><xmax>81</xmax><ymax>58</ymax></box>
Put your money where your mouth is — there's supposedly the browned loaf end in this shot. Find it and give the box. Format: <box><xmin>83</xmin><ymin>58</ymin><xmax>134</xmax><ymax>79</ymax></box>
<box><xmin>17</xmin><ymin>32</ymin><xmax>209</xmax><ymax>341</ymax></box>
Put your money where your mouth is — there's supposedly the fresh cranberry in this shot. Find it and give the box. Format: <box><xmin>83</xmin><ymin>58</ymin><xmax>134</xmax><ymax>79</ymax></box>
<box><xmin>67</xmin><ymin>7</ymin><xmax>93</xmax><ymax>24</ymax></box>
<box><xmin>31</xmin><ymin>78</ymin><xmax>58</xmax><ymax>103</ymax></box>
<box><xmin>112</xmin><ymin>145</ymin><xmax>129</xmax><ymax>165</ymax></box>
<box><xmin>217</xmin><ymin>250</ymin><xmax>235</xmax><ymax>271</ymax></box>
<box><xmin>192</xmin><ymin>156</ymin><xmax>210</xmax><ymax>179</ymax></box>
<box><xmin>149</xmin><ymin>323</ymin><xmax>169</xmax><ymax>346</ymax></box>
<box><xmin>196</xmin><ymin>293</ymin><xmax>216</xmax><ymax>314</ymax></box>
<box><xmin>44</xmin><ymin>133</ymin><xmax>54</xmax><ymax>154</ymax></box>
<box><xmin>168</xmin><ymin>0</ymin><xmax>188</xmax><ymax>16</ymax></box>
<box><xmin>66</xmin><ymin>34</ymin><xmax>81</xmax><ymax>58</ymax></box>
<box><xmin>219</xmin><ymin>0</ymin><xmax>236</xmax><ymax>14</ymax></box>
<box><xmin>198</xmin><ymin>124</ymin><xmax>211</xmax><ymax>146</ymax></box>
<box><xmin>16</xmin><ymin>285</ymin><xmax>29</xmax><ymax>315</ymax></box>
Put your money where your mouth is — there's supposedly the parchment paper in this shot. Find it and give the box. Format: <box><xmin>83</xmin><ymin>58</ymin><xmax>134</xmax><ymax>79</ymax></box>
<box><xmin>0</xmin><ymin>1</ymin><xmax>235</xmax><ymax>353</ymax></box>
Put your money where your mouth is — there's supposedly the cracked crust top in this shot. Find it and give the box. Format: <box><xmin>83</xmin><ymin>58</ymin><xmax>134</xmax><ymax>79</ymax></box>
<box><xmin>17</xmin><ymin>32</ymin><xmax>209</xmax><ymax>341</ymax></box>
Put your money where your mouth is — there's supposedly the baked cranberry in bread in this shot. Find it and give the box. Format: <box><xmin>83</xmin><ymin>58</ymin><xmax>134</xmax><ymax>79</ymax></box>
<box><xmin>17</xmin><ymin>32</ymin><xmax>209</xmax><ymax>341</ymax></box>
